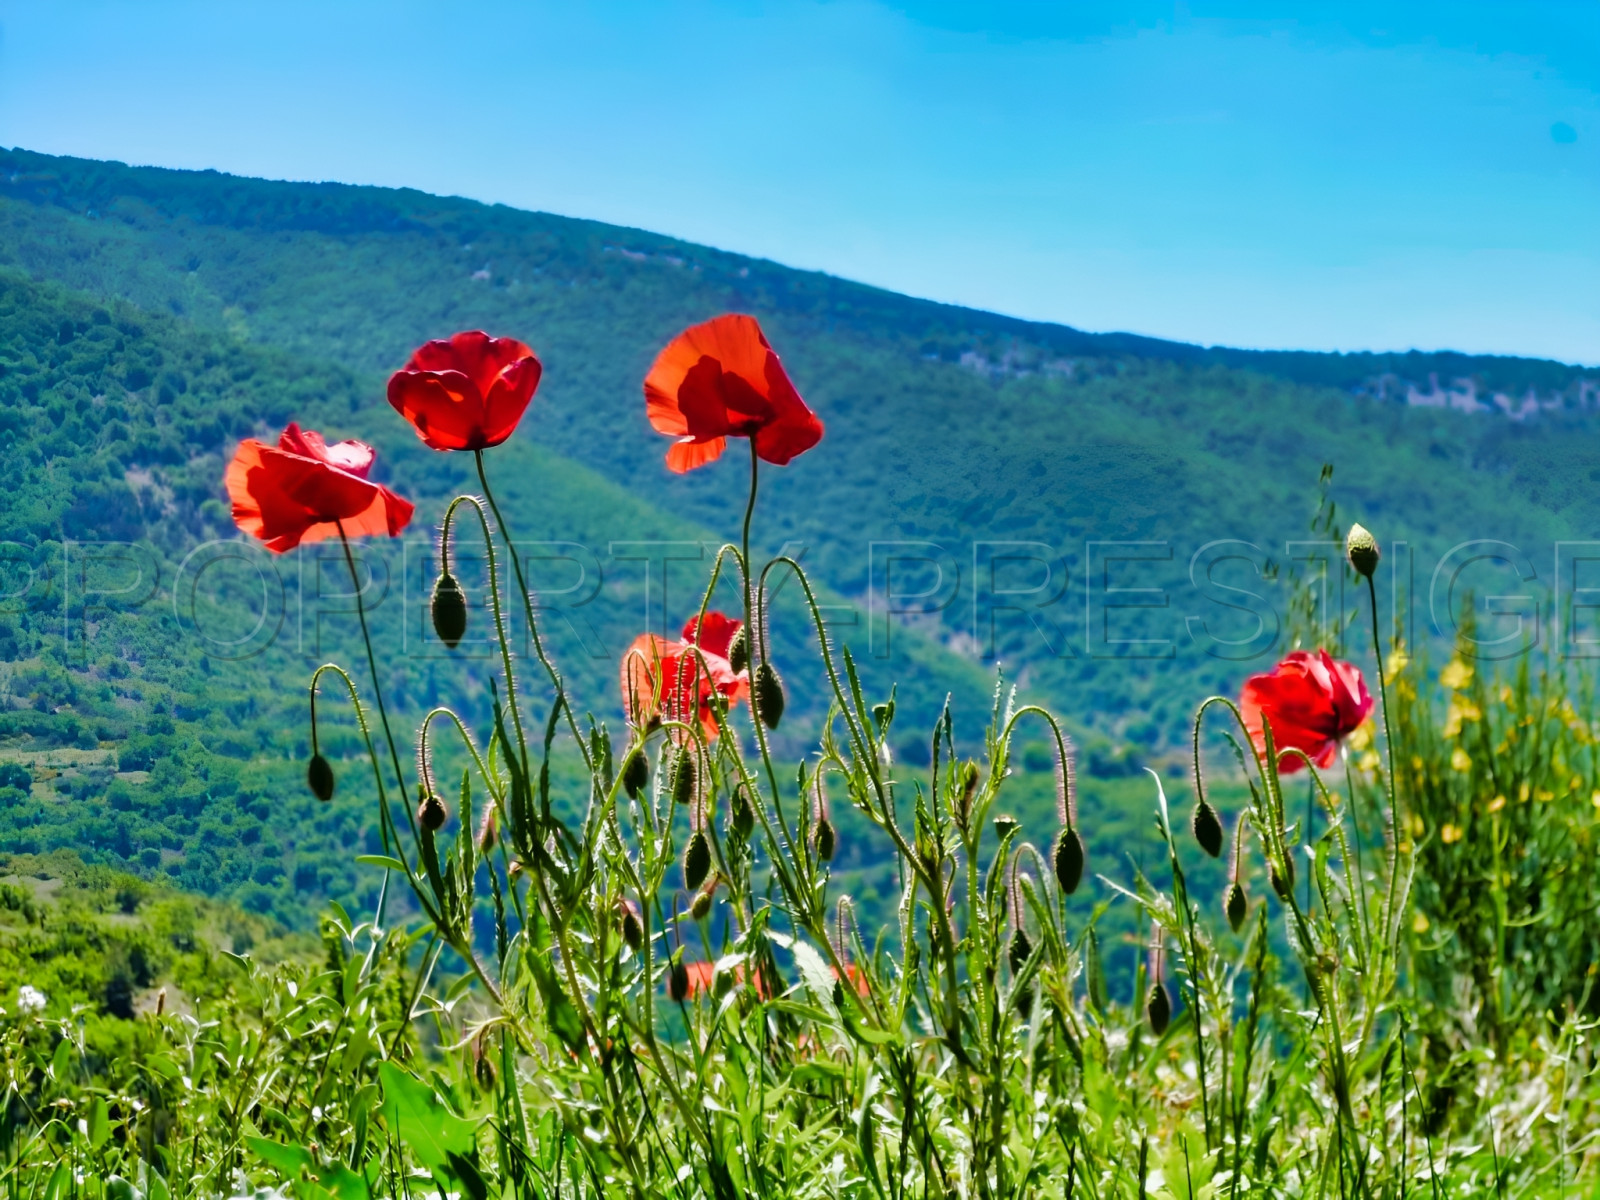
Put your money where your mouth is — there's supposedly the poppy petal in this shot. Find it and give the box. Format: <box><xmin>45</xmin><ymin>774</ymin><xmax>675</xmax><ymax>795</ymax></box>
<box><xmin>226</xmin><ymin>430</ymin><xmax>413</xmax><ymax>554</ymax></box>
<box><xmin>666</xmin><ymin>437</ymin><xmax>726</xmax><ymax>474</ymax></box>
<box><xmin>681</xmin><ymin>612</ymin><xmax>742</xmax><ymax>660</ymax></box>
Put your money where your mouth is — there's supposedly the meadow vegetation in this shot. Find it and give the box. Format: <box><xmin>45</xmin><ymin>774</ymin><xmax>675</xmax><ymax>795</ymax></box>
<box><xmin>1</xmin><ymin>149</ymin><xmax>1598</xmax><ymax>1196</ymax></box>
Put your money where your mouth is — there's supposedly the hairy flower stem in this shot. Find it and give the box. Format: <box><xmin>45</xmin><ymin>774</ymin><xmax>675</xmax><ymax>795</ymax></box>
<box><xmin>1365</xmin><ymin>572</ymin><xmax>1406</xmax><ymax>977</ymax></box>
<box><xmin>336</xmin><ymin>524</ymin><xmax>411</xmax><ymax>825</ymax></box>
<box><xmin>336</xmin><ymin>528</ymin><xmax>510</xmax><ymax>1010</ymax></box>
<box><xmin>474</xmin><ymin>448</ymin><xmax>594</xmax><ymax>771</ymax></box>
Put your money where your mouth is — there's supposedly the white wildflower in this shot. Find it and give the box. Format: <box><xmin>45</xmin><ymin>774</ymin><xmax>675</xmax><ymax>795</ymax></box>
<box><xmin>16</xmin><ymin>985</ymin><xmax>46</xmax><ymax>1015</ymax></box>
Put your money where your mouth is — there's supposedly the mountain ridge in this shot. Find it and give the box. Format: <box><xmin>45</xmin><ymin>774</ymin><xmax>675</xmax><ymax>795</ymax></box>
<box><xmin>4</xmin><ymin>145</ymin><xmax>1594</xmax><ymax>397</ymax></box>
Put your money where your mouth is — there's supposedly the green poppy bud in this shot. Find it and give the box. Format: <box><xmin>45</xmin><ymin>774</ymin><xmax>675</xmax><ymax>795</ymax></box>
<box><xmin>619</xmin><ymin>899</ymin><xmax>643</xmax><ymax>953</ymax></box>
<box><xmin>1346</xmin><ymin>523</ymin><xmax>1380</xmax><ymax>579</ymax></box>
<box><xmin>431</xmin><ymin>572</ymin><xmax>468</xmax><ymax>648</ymax></box>
<box><xmin>621</xmin><ymin>751</ymin><xmax>649</xmax><ymax>800</ymax></box>
<box><xmin>1053</xmin><ymin>828</ymin><xmax>1084</xmax><ymax>895</ymax></box>
<box><xmin>473</xmin><ymin>1045</ymin><xmax>497</xmax><ymax>1093</ymax></box>
<box><xmin>814</xmin><ymin>816</ymin><xmax>836</xmax><ymax>863</ymax></box>
<box><xmin>683</xmin><ymin>829</ymin><xmax>712</xmax><ymax>892</ymax></box>
<box><xmin>1270</xmin><ymin>853</ymin><xmax>1296</xmax><ymax>900</ymax></box>
<box><xmin>1147</xmin><ymin>980</ymin><xmax>1171</xmax><ymax>1035</ymax></box>
<box><xmin>727</xmin><ymin>624</ymin><xmax>750</xmax><ymax>673</ymax></box>
<box><xmin>669</xmin><ymin>959</ymin><xmax>690</xmax><ymax>1003</ymax></box>
<box><xmin>753</xmin><ymin>662</ymin><xmax>785</xmax><ymax>729</ymax></box>
<box><xmin>671</xmin><ymin>748</ymin><xmax>696</xmax><ymax>809</ymax></box>
<box><xmin>307</xmin><ymin>753</ymin><xmax>335</xmax><ymax>802</ymax></box>
<box><xmin>689</xmin><ymin>885</ymin><xmax>714</xmax><ymax>921</ymax></box>
<box><xmin>1226</xmin><ymin>882</ymin><xmax>1249</xmax><ymax>932</ymax></box>
<box><xmin>730</xmin><ymin>789</ymin><xmax>755</xmax><ymax>840</ymax></box>
<box><xmin>1192</xmin><ymin>801</ymin><xmax>1224</xmax><ymax>858</ymax></box>
<box><xmin>417</xmin><ymin>793</ymin><xmax>448</xmax><ymax>833</ymax></box>
<box><xmin>1007</xmin><ymin>928</ymin><xmax>1033</xmax><ymax>976</ymax></box>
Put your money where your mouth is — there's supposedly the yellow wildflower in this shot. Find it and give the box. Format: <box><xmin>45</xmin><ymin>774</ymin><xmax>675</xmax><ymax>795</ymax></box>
<box><xmin>1440</xmin><ymin>823</ymin><xmax>1464</xmax><ymax>844</ymax></box>
<box><xmin>1450</xmin><ymin>747</ymin><xmax>1472</xmax><ymax>773</ymax></box>
<box><xmin>1487</xmin><ymin>794</ymin><xmax>1506</xmax><ymax>814</ymax></box>
<box><xmin>1440</xmin><ymin>660</ymin><xmax>1473</xmax><ymax>690</ymax></box>
<box><xmin>1411</xmin><ymin>912</ymin><xmax>1430</xmax><ymax>933</ymax></box>
<box><xmin>1442</xmin><ymin>699</ymin><xmax>1480</xmax><ymax>738</ymax></box>
<box><xmin>1348</xmin><ymin>720</ymin><xmax>1374</xmax><ymax>752</ymax></box>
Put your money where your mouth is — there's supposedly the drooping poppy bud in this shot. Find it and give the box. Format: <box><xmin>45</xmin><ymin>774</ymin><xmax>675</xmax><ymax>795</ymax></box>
<box><xmin>1226</xmin><ymin>882</ymin><xmax>1249</xmax><ymax>932</ymax></box>
<box><xmin>1147</xmin><ymin>980</ymin><xmax>1172</xmax><ymax>1036</ymax></box>
<box><xmin>814</xmin><ymin>817</ymin><xmax>836</xmax><ymax>863</ymax></box>
<box><xmin>621</xmin><ymin>751</ymin><xmax>649</xmax><ymax>800</ymax></box>
<box><xmin>689</xmin><ymin>885</ymin><xmax>714</xmax><ymax>921</ymax></box>
<box><xmin>727</xmin><ymin>624</ymin><xmax>750</xmax><ymax>674</ymax></box>
<box><xmin>1346</xmin><ymin>523</ymin><xmax>1380</xmax><ymax>579</ymax></box>
<box><xmin>993</xmin><ymin>813</ymin><xmax>1019</xmax><ymax>841</ymax></box>
<box><xmin>1010</xmin><ymin>927</ymin><xmax>1035</xmax><ymax>1017</ymax></box>
<box><xmin>1007</xmin><ymin>927</ymin><xmax>1033</xmax><ymax>976</ymax></box>
<box><xmin>669</xmin><ymin>958</ymin><xmax>691</xmax><ymax>1003</ymax></box>
<box><xmin>730</xmin><ymin>788</ymin><xmax>755</xmax><ymax>840</ymax></box>
<box><xmin>683</xmin><ymin>829</ymin><xmax>712</xmax><ymax>892</ymax></box>
<box><xmin>1192</xmin><ymin>800</ymin><xmax>1224</xmax><ymax>859</ymax></box>
<box><xmin>431</xmin><ymin>572</ymin><xmax>467</xmax><ymax>648</ymax></box>
<box><xmin>753</xmin><ymin>661</ymin><xmax>785</xmax><ymax>729</ymax></box>
<box><xmin>1146</xmin><ymin>935</ymin><xmax>1170</xmax><ymax>1034</ymax></box>
<box><xmin>1049</xmin><ymin>732</ymin><xmax>1084</xmax><ymax>893</ymax></box>
<box><xmin>418</xmin><ymin>794</ymin><xmax>448</xmax><ymax>833</ymax></box>
<box><xmin>1270</xmin><ymin>852</ymin><xmax>1296</xmax><ymax>900</ymax></box>
<box><xmin>671</xmin><ymin>748</ymin><xmax>696</xmax><ymax>809</ymax></box>
<box><xmin>619</xmin><ymin>899</ymin><xmax>643</xmax><ymax>953</ymax></box>
<box><xmin>307</xmin><ymin>753</ymin><xmax>335</xmax><ymax>802</ymax></box>
<box><xmin>1053</xmin><ymin>828</ymin><xmax>1084</xmax><ymax>895</ymax></box>
<box><xmin>809</xmin><ymin>767</ymin><xmax>835</xmax><ymax>863</ymax></box>
<box><xmin>472</xmin><ymin>1032</ymin><xmax>498</xmax><ymax>1093</ymax></box>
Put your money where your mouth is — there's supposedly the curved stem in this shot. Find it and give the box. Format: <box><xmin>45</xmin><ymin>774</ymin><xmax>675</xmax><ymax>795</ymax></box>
<box><xmin>473</xmin><ymin>448</ymin><xmax>593</xmax><ymax>771</ymax></box>
<box><xmin>336</xmin><ymin>524</ymin><xmax>410</xmax><ymax>816</ymax></box>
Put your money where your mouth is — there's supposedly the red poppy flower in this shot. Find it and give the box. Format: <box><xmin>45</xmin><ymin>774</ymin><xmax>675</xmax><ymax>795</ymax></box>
<box><xmin>225</xmin><ymin>422</ymin><xmax>414</xmax><ymax>554</ymax></box>
<box><xmin>620</xmin><ymin>611</ymin><xmax>749</xmax><ymax>739</ymax></box>
<box><xmin>681</xmin><ymin>611</ymin><xmax>742</xmax><ymax>660</ymax></box>
<box><xmin>1239</xmin><ymin>650</ymin><xmax>1373</xmax><ymax>773</ymax></box>
<box><xmin>387</xmin><ymin>330</ymin><xmax>542</xmax><ymax>451</ymax></box>
<box><xmin>680</xmin><ymin>961</ymin><xmax>768</xmax><ymax>999</ymax></box>
<box><xmin>833</xmin><ymin>963</ymin><xmax>871</xmax><ymax>998</ymax></box>
<box><xmin>644</xmin><ymin>314</ymin><xmax>823</xmax><ymax>473</ymax></box>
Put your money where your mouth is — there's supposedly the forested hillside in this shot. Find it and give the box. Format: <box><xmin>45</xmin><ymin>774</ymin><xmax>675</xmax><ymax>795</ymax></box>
<box><xmin>0</xmin><ymin>268</ymin><xmax>1003</xmax><ymax>924</ymax></box>
<box><xmin>2</xmin><ymin>145</ymin><xmax>1599</xmax><ymax>925</ymax></box>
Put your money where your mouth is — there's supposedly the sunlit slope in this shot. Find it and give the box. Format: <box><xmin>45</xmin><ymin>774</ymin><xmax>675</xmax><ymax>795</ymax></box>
<box><xmin>0</xmin><ymin>269</ymin><xmax>1000</xmax><ymax>924</ymax></box>
<box><xmin>3</xmin><ymin>145</ymin><xmax>1598</xmax><ymax>756</ymax></box>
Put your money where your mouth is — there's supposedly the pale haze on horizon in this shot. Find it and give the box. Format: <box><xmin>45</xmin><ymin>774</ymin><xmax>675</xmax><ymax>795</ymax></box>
<box><xmin>0</xmin><ymin>0</ymin><xmax>1595</xmax><ymax>364</ymax></box>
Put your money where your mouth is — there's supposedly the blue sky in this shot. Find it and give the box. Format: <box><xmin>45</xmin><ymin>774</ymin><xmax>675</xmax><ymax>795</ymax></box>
<box><xmin>0</xmin><ymin>1</ymin><xmax>1595</xmax><ymax>362</ymax></box>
